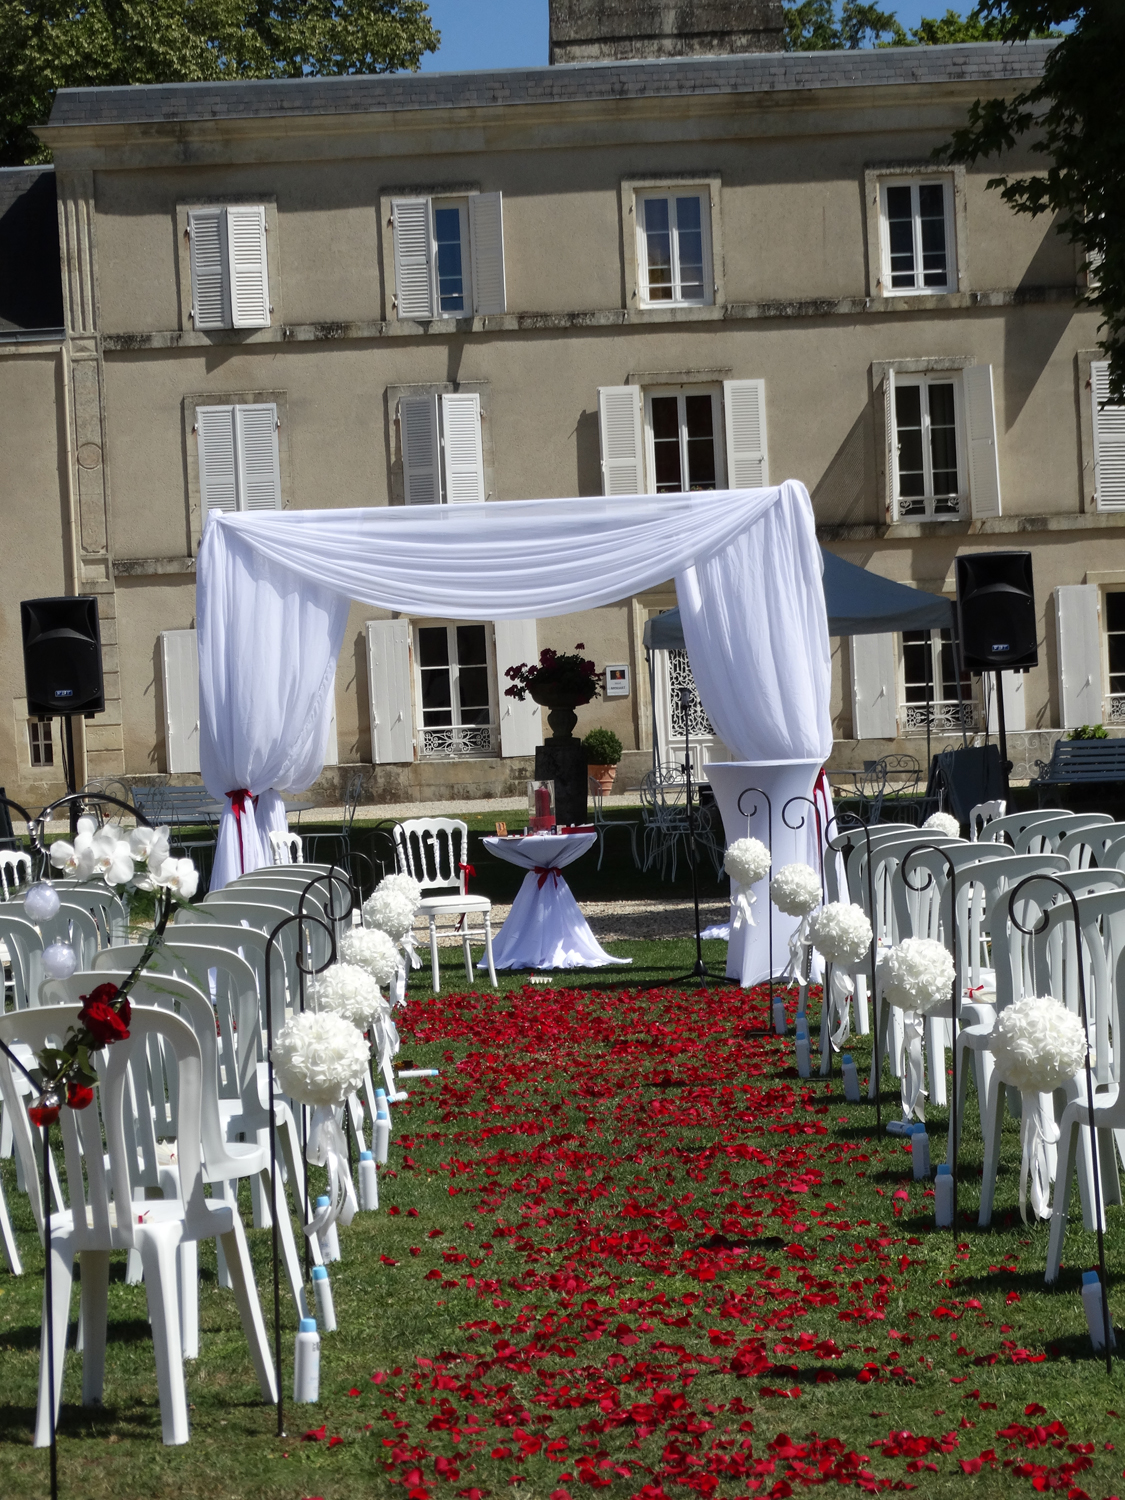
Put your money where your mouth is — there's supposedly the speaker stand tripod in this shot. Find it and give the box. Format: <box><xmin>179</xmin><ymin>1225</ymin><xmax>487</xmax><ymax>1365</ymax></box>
<box><xmin>993</xmin><ymin>670</ymin><xmax>1011</xmax><ymax>799</ymax></box>
<box><xmin>60</xmin><ymin>715</ymin><xmax>80</xmax><ymax>835</ymax></box>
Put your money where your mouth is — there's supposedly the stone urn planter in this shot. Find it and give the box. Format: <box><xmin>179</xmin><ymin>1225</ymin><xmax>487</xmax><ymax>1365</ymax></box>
<box><xmin>528</xmin><ymin>682</ymin><xmax>597</xmax><ymax>740</ymax></box>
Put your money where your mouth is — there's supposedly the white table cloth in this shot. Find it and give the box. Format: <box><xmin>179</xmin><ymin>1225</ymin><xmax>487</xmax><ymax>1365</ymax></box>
<box><xmin>481</xmin><ymin>833</ymin><xmax>629</xmax><ymax>970</ymax></box>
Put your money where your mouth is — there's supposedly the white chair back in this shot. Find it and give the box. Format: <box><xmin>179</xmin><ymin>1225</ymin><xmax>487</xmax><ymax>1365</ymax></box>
<box><xmin>45</xmin><ymin>884</ymin><xmax>128</xmax><ymax>946</ymax></box>
<box><xmin>968</xmin><ymin>799</ymin><xmax>1007</xmax><ymax>841</ymax></box>
<box><xmin>32</xmin><ymin>901</ymin><xmax>102</xmax><ymax>967</ymax></box>
<box><xmin>1058</xmin><ymin>820</ymin><xmax>1125</xmax><ymax>869</ymax></box>
<box><xmin>0</xmin><ymin>912</ymin><xmax>44</xmax><ymax>1008</ymax></box>
<box><xmin>268</xmin><ymin>830</ymin><xmax>303</xmax><ymax>865</ymax></box>
<box><xmin>395</xmin><ymin>818</ymin><xmax>470</xmax><ymax>895</ymax></box>
<box><xmin>1012</xmin><ymin>812</ymin><xmax>1113</xmax><ymax>856</ymax></box>
<box><xmin>0</xmin><ymin>850</ymin><xmax>31</xmax><ymax>900</ymax></box>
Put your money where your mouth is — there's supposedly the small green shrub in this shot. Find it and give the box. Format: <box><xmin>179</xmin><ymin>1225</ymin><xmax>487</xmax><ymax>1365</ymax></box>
<box><xmin>1068</xmin><ymin>724</ymin><xmax>1108</xmax><ymax>740</ymax></box>
<box><xmin>582</xmin><ymin>727</ymin><xmax>623</xmax><ymax>765</ymax></box>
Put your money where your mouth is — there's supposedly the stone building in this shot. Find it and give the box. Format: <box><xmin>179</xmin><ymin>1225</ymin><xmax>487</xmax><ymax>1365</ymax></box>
<box><xmin>0</xmin><ymin>12</ymin><xmax>1121</xmax><ymax>810</ymax></box>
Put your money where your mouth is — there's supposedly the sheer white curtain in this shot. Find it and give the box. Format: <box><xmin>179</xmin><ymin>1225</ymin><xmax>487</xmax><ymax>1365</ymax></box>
<box><xmin>195</xmin><ymin>483</ymin><xmax>831</xmax><ymax>889</ymax></box>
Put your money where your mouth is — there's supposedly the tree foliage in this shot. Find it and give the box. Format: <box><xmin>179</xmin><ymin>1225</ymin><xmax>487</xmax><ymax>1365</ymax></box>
<box><xmin>0</xmin><ymin>0</ymin><xmax>439</xmax><ymax>165</ymax></box>
<box><xmin>783</xmin><ymin>1</ymin><xmax>1008</xmax><ymax>48</ymax></box>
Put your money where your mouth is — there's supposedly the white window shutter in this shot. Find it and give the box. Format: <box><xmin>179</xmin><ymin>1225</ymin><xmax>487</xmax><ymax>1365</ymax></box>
<box><xmin>321</xmin><ymin>683</ymin><xmax>339</xmax><ymax>768</ymax></box>
<box><xmin>468</xmin><ymin>192</ymin><xmax>506</xmax><ymax>316</ymax></box>
<box><xmin>235</xmin><ymin>403</ymin><xmax>282</xmax><ymax>510</ymax></box>
<box><xmin>160</xmin><ymin>629</ymin><xmax>200</xmax><ymax>774</ymax></box>
<box><xmin>964</xmin><ymin>364</ymin><xmax>1002</xmax><ymax>518</ymax></box>
<box><xmin>884</xmin><ymin>368</ymin><xmax>897</xmax><ymax>515</ymax></box>
<box><xmin>400</xmin><ymin>395</ymin><xmax>442</xmax><ymax>505</ymax></box>
<box><xmin>850</xmin><ymin>632</ymin><xmax>898</xmax><ymax>739</ymax></box>
<box><xmin>366</xmin><ymin>619</ymin><xmax>414</xmax><ymax>764</ymax></box>
<box><xmin>1055</xmin><ymin>584</ymin><xmax>1103</xmax><ymax>729</ymax></box>
<box><xmin>226</xmin><ymin>205</ymin><xmax>270</xmax><ymax>328</ymax></box>
<box><xmin>493</xmin><ymin>619</ymin><xmax>542</xmax><ymax>757</ymax></box>
<box><xmin>986</xmin><ymin>670</ymin><xmax>1026</xmax><ymax>733</ymax></box>
<box><xmin>441</xmin><ymin>393</ymin><xmax>486</xmax><ymax>504</ymax></box>
<box><xmin>723</xmin><ymin>379</ymin><xmax>769</xmax><ymax>489</ymax></box>
<box><xmin>188</xmin><ymin>208</ymin><xmax>227</xmax><ymax>330</ymax></box>
<box><xmin>1092</xmin><ymin>361</ymin><xmax>1125</xmax><ymax>511</ymax></box>
<box><xmin>597</xmin><ymin>385</ymin><xmax>645</xmax><ymax>496</ymax></box>
<box><xmin>392</xmin><ymin>197</ymin><xmax>435</xmax><ymax>320</ymax></box>
<box><xmin>196</xmin><ymin>405</ymin><xmax>238</xmax><ymax>513</ymax></box>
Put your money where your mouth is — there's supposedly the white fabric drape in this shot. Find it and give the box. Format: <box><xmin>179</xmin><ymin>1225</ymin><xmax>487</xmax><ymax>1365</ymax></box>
<box><xmin>196</xmin><ymin>482</ymin><xmax>831</xmax><ymax>889</ymax></box>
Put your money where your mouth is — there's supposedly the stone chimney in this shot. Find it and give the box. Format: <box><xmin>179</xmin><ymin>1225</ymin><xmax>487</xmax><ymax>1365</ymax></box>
<box><xmin>548</xmin><ymin>1</ymin><xmax>786</xmax><ymax>64</ymax></box>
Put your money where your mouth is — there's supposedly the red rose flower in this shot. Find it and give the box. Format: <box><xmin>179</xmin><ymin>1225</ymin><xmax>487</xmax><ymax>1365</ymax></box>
<box><xmin>66</xmin><ymin>1080</ymin><xmax>94</xmax><ymax>1110</ymax></box>
<box><xmin>29</xmin><ymin>1094</ymin><xmax>60</xmax><ymax>1127</ymax></box>
<box><xmin>78</xmin><ymin>984</ymin><xmax>130</xmax><ymax>1047</ymax></box>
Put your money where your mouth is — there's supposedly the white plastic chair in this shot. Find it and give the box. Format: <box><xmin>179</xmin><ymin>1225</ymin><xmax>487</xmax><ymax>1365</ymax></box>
<box><xmin>45</xmin><ymin>885</ymin><xmax>128</xmax><ymax>946</ymax></box>
<box><xmin>0</xmin><ymin>849</ymin><xmax>31</xmax><ymax>899</ymax></box>
<box><xmin>0</xmin><ymin>1001</ymin><xmax>277</xmax><ymax>1447</ymax></box>
<box><xmin>394</xmin><ymin>819</ymin><xmax>497</xmax><ymax>988</ymax></box>
<box><xmin>968</xmin><ymin>800</ymin><xmax>1007</xmax><ymax>841</ymax></box>
<box><xmin>268</xmin><ymin>830</ymin><xmax>303</xmax><ymax>865</ymax></box>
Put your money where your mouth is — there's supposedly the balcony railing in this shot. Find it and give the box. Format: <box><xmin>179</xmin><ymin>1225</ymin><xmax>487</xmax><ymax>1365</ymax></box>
<box><xmin>420</xmin><ymin>724</ymin><xmax>498</xmax><ymax>760</ymax></box>
<box><xmin>903</xmin><ymin>701</ymin><xmax>977</xmax><ymax>733</ymax></box>
<box><xmin>1107</xmin><ymin>697</ymin><xmax>1125</xmax><ymax>725</ymax></box>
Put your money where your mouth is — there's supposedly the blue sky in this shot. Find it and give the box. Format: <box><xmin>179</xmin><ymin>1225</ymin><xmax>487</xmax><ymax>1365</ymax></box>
<box><xmin>419</xmin><ymin>1</ymin><xmax>979</xmax><ymax>73</ymax></box>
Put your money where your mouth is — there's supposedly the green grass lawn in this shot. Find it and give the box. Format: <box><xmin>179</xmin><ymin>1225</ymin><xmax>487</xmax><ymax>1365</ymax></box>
<box><xmin>2</xmin><ymin>968</ymin><xmax>1124</xmax><ymax>1499</ymax></box>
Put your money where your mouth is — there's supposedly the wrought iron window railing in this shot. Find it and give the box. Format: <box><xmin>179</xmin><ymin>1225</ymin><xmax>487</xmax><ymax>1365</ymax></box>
<box><xmin>420</xmin><ymin>724</ymin><xmax>498</xmax><ymax>759</ymax></box>
<box><xmin>903</xmin><ymin>700</ymin><xmax>977</xmax><ymax>733</ymax></box>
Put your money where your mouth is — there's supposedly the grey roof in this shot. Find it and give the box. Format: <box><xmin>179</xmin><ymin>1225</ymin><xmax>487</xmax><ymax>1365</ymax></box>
<box><xmin>47</xmin><ymin>41</ymin><xmax>1052</xmax><ymax>129</ymax></box>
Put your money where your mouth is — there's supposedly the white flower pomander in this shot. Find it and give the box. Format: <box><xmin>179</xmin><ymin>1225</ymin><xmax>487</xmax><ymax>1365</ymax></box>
<box><xmin>922</xmin><ymin>811</ymin><xmax>961</xmax><ymax>838</ymax></box>
<box><xmin>724</xmin><ymin>837</ymin><xmax>772</xmax><ymax>888</ymax></box>
<box><xmin>377</xmin><ymin>872</ymin><xmax>423</xmax><ymax>906</ymax></box>
<box><xmin>362</xmin><ymin>886</ymin><xmax>418</xmax><ymax>942</ymax></box>
<box><xmin>990</xmin><ymin>996</ymin><xmax>1088</xmax><ymax>1094</ymax></box>
<box><xmin>808</xmin><ymin>902</ymin><xmax>872</xmax><ymax>964</ymax></box>
<box><xmin>340</xmin><ymin>926</ymin><xmax>402</xmax><ymax>987</ymax></box>
<box><xmin>879</xmin><ymin>937</ymin><xmax>955</xmax><ymax>1013</ymax></box>
<box><xmin>769</xmin><ymin>863</ymin><xmax>822</xmax><ymax>917</ymax></box>
<box><xmin>272</xmin><ymin>1011</ymin><xmax>370</xmax><ymax>1107</ymax></box>
<box><xmin>309</xmin><ymin>962</ymin><xmax>384</xmax><ymax>1027</ymax></box>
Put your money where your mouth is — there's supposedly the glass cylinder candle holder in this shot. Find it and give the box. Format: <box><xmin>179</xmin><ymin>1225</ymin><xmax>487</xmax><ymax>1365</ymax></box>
<box><xmin>528</xmin><ymin>780</ymin><xmax>556</xmax><ymax>834</ymax></box>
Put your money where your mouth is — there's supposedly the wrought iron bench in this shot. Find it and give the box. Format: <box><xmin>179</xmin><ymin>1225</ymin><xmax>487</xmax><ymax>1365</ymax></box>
<box><xmin>1029</xmin><ymin>739</ymin><xmax>1125</xmax><ymax>805</ymax></box>
<box><xmin>132</xmin><ymin>784</ymin><xmax>225</xmax><ymax>827</ymax></box>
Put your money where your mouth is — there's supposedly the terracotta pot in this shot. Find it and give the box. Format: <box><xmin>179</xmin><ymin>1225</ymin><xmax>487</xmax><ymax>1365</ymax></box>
<box><xmin>588</xmin><ymin>763</ymin><xmax>617</xmax><ymax>796</ymax></box>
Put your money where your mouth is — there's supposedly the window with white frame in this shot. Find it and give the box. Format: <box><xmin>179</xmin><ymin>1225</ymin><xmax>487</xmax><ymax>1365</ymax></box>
<box><xmin>187</xmin><ymin>205</ymin><xmax>270</xmax><ymax>330</ymax></box>
<box><xmin>1104</xmin><ymin>591</ymin><xmax>1125</xmax><ymax>724</ymax></box>
<box><xmin>597</xmin><ymin>379</ymin><xmax>766</xmax><ymax>496</ymax></box>
<box><xmin>397</xmin><ymin>391</ymin><xmax>486</xmax><ymax>506</ymax></box>
<box><xmin>28</xmin><ymin>718</ymin><xmax>53</xmax><ymax>767</ymax></box>
<box><xmin>414</xmin><ymin>622</ymin><xmax>499</xmax><ymax>759</ymax></box>
<box><xmin>635</xmin><ymin>189</ymin><xmax>713</xmax><ymax>307</ymax></box>
<box><xmin>391</xmin><ymin>193</ymin><xmax>507</xmax><ymax>321</ymax></box>
<box><xmin>195</xmin><ymin>402</ymin><xmax>282</xmax><ymax>514</ymax></box>
<box><xmin>878</xmin><ymin>177</ymin><xmax>956</xmax><ymax>294</ymax></box>
<box><xmin>1092</xmin><ymin>361</ymin><xmax>1125</xmax><ymax>511</ymax></box>
<box><xmin>886</xmin><ymin>364</ymin><xmax>1001</xmax><ymax>523</ymax></box>
<box><xmin>644</xmin><ymin>388</ymin><xmax>724</xmax><ymax>492</ymax></box>
<box><xmin>900</xmin><ymin>628</ymin><xmax>976</xmax><ymax>732</ymax></box>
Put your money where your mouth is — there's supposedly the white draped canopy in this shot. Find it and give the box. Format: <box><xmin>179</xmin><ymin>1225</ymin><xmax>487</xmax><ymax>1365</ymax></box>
<box><xmin>195</xmin><ymin>482</ymin><xmax>833</xmax><ymax>889</ymax></box>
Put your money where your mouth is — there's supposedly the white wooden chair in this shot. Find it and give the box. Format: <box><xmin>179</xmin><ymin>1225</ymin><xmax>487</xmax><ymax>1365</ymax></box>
<box><xmin>268</xmin><ymin>830</ymin><xmax>303</xmax><ymax>865</ymax></box>
<box><xmin>0</xmin><ymin>1001</ymin><xmax>277</xmax><ymax>1447</ymax></box>
<box><xmin>968</xmin><ymin>799</ymin><xmax>1007</xmax><ymax>841</ymax></box>
<box><xmin>394</xmin><ymin>819</ymin><xmax>497</xmax><ymax>989</ymax></box>
<box><xmin>0</xmin><ymin>849</ymin><xmax>31</xmax><ymax>900</ymax></box>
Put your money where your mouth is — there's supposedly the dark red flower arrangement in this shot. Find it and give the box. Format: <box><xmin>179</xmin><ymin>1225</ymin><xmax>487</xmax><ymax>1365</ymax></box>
<box><xmin>504</xmin><ymin>644</ymin><xmax>602</xmax><ymax>703</ymax></box>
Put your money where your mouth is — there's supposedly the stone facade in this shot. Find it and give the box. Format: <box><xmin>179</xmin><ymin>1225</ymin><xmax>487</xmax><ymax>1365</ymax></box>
<box><xmin>548</xmin><ymin>1</ymin><xmax>785</xmax><ymax>63</ymax></box>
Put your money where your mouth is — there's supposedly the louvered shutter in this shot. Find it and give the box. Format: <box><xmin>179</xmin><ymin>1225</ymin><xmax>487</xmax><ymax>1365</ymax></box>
<box><xmin>1055</xmin><ymin>585</ymin><xmax>1103</xmax><ymax>729</ymax></box>
<box><xmin>235</xmin><ymin>403</ymin><xmax>282</xmax><ymax>510</ymax></box>
<box><xmin>196</xmin><ymin>405</ymin><xmax>238</xmax><ymax>513</ymax></box>
<box><xmin>468</xmin><ymin>192</ymin><xmax>507</xmax><ymax>316</ymax></box>
<box><xmin>1092</xmin><ymin>361</ymin><xmax>1125</xmax><ymax>511</ymax></box>
<box><xmin>723</xmin><ymin>379</ymin><xmax>769</xmax><ymax>488</ymax></box>
<box><xmin>321</xmin><ymin>684</ymin><xmax>339</xmax><ymax>768</ymax></box>
<box><xmin>493</xmin><ymin>618</ymin><xmax>542</xmax><ymax>757</ymax></box>
<box><xmin>441</xmin><ymin>393</ymin><xmax>486</xmax><ymax>504</ymax></box>
<box><xmin>392</xmin><ymin>197</ymin><xmax>435</xmax><ymax>320</ymax></box>
<box><xmin>850</xmin><ymin>633</ymin><xmax>898</xmax><ymax>739</ymax></box>
<box><xmin>884</xmin><ymin>369</ymin><xmax>897</xmax><ymax>516</ymax></box>
<box><xmin>400</xmin><ymin>395</ymin><xmax>442</xmax><ymax>505</ymax></box>
<box><xmin>597</xmin><ymin>385</ymin><xmax>645</xmax><ymax>496</ymax></box>
<box><xmin>964</xmin><ymin>364</ymin><xmax>1002</xmax><ymax>518</ymax></box>
<box><xmin>366</xmin><ymin>619</ymin><xmax>414</xmax><ymax>763</ymax></box>
<box><xmin>226</xmin><ymin>205</ymin><xmax>270</xmax><ymax>328</ymax></box>
<box><xmin>188</xmin><ymin>208</ymin><xmax>227</xmax><ymax>330</ymax></box>
<box><xmin>986</xmin><ymin>670</ymin><xmax>1026</xmax><ymax>733</ymax></box>
<box><xmin>160</xmin><ymin>629</ymin><xmax>200</xmax><ymax>774</ymax></box>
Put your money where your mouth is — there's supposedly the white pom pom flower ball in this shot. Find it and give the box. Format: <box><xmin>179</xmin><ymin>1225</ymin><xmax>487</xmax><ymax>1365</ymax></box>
<box><xmin>922</xmin><ymin>811</ymin><xmax>961</xmax><ymax>838</ymax></box>
<box><xmin>377</xmin><ymin>872</ymin><xmax>423</xmax><ymax>906</ymax></box>
<box><xmin>363</xmin><ymin>886</ymin><xmax>418</xmax><ymax>942</ymax></box>
<box><xmin>879</xmin><ymin>937</ymin><xmax>955</xmax><ymax>1013</ymax></box>
<box><xmin>724</xmin><ymin>837</ymin><xmax>771</xmax><ymax>888</ymax></box>
<box><xmin>272</xmin><ymin>1011</ymin><xmax>370</xmax><ymax>1107</ymax></box>
<box><xmin>309</xmin><ymin>961</ymin><xmax>384</xmax><ymax>1027</ymax></box>
<box><xmin>340</xmin><ymin>926</ymin><xmax>402</xmax><ymax>987</ymax></box>
<box><xmin>808</xmin><ymin>902</ymin><xmax>872</xmax><ymax>964</ymax></box>
<box><xmin>990</xmin><ymin>995</ymin><xmax>1087</xmax><ymax>1094</ymax></box>
<box><xmin>769</xmin><ymin>863</ymin><xmax>822</xmax><ymax>917</ymax></box>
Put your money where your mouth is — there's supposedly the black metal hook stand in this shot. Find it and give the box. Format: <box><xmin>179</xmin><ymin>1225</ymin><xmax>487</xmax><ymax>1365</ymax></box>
<box><xmin>678</xmin><ymin>689</ymin><xmax>707</xmax><ymax>984</ymax></box>
<box><xmin>736</xmin><ymin>787</ymin><xmax>773</xmax><ymax>1010</ymax></box>
<box><xmin>1008</xmin><ymin>873</ymin><xmax>1112</xmax><ymax>1374</ymax></box>
<box><xmin>781</xmin><ymin>794</ymin><xmax>824</xmax><ymax>1025</ymax></box>
<box><xmin>820</xmin><ymin>812</ymin><xmax>881</xmax><ymax>1130</ymax></box>
<box><xmin>901</xmin><ymin>842</ymin><xmax>961</xmax><ymax>1233</ymax></box>
<box><xmin>262</xmin><ymin>910</ymin><xmax>337</xmax><ymax>1438</ymax></box>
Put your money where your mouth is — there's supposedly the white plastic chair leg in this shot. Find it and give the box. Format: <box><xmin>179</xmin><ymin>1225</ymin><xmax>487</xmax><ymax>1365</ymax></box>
<box><xmin>977</xmin><ymin>1070</ymin><xmax>1007</xmax><ymax>1227</ymax></box>
<box><xmin>249</xmin><ymin>1170</ymin><xmax>272</xmax><ymax>1230</ymax></box>
<box><xmin>218</xmin><ymin>1219</ymin><xmax>278</xmax><ymax>1405</ymax></box>
<box><xmin>926</xmin><ymin>1016</ymin><xmax>947</xmax><ymax>1107</ymax></box>
<box><xmin>1046</xmin><ymin>1112</ymin><xmax>1081</xmax><ymax>1282</ymax></box>
<box><xmin>853</xmin><ymin>974</ymin><xmax>870</xmax><ymax>1035</ymax></box>
<box><xmin>125</xmin><ymin>1247</ymin><xmax>143</xmax><ymax>1284</ymax></box>
<box><xmin>483</xmin><ymin>914</ymin><xmax>498</xmax><ymax>989</ymax></box>
<box><xmin>34</xmin><ymin>1236</ymin><xmax>75</xmax><ymax>1447</ymax></box>
<box><xmin>0</xmin><ymin>1172</ymin><xmax>22</xmax><ymax>1274</ymax></box>
<box><xmin>80</xmin><ymin>1250</ymin><xmax>110</xmax><ymax>1405</ymax></box>
<box><xmin>268</xmin><ymin>1165</ymin><xmax>310</xmax><ymax>1320</ymax></box>
<box><xmin>179</xmin><ymin>1240</ymin><xmax>199</xmax><ymax>1360</ymax></box>
<box><xmin>429</xmin><ymin>918</ymin><xmax>441</xmax><ymax>991</ymax></box>
<box><xmin>138</xmin><ymin>1231</ymin><xmax>190</xmax><ymax>1445</ymax></box>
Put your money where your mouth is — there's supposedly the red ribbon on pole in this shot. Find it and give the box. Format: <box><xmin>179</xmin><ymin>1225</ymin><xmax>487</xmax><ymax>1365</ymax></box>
<box><xmin>226</xmin><ymin>788</ymin><xmax>252</xmax><ymax>875</ymax></box>
<box><xmin>534</xmin><ymin>866</ymin><xmax>560</xmax><ymax>890</ymax></box>
<box><xmin>458</xmin><ymin>861</ymin><xmax>476</xmax><ymax>887</ymax></box>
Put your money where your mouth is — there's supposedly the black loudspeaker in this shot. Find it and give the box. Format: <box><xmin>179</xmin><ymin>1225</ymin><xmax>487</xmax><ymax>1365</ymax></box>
<box><xmin>955</xmin><ymin>551</ymin><xmax>1038</xmax><ymax>673</ymax></box>
<box><xmin>21</xmin><ymin>596</ymin><xmax>104</xmax><ymax>717</ymax></box>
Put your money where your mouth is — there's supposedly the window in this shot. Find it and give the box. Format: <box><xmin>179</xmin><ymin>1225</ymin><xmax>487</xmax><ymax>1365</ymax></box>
<box><xmin>195</xmin><ymin>402</ymin><xmax>282</xmax><ymax>513</ymax></box>
<box><xmin>635</xmin><ymin>190</ymin><xmax>712</xmax><ymax>307</ymax></box>
<box><xmin>891</xmin><ymin>374</ymin><xmax>963</xmax><ymax>519</ymax></box>
<box><xmin>878</xmin><ymin>178</ymin><xmax>955</xmax><ymax>294</ymax></box>
<box><xmin>1092</xmin><ymin>361</ymin><xmax>1125</xmax><ymax>511</ymax></box>
<box><xmin>28</xmin><ymin>718</ymin><xmax>53</xmax><ymax>767</ymax></box>
<box><xmin>187</xmin><ymin>205</ymin><xmax>270</xmax><ymax>330</ymax></box>
<box><xmin>1105</xmin><ymin>592</ymin><xmax>1125</xmax><ymax>724</ymax></box>
<box><xmin>644</xmin><ymin>389</ymin><xmax>724</xmax><ymax>492</ymax></box>
<box><xmin>597</xmin><ymin>380</ymin><xmax>766</xmax><ymax>496</ymax></box>
<box><xmin>398</xmin><ymin>392</ymin><xmax>485</xmax><ymax>505</ymax></box>
<box><xmin>391</xmin><ymin>193</ymin><xmax>507</xmax><ymax>321</ymax></box>
<box><xmin>901</xmin><ymin>628</ymin><xmax>975</xmax><ymax>732</ymax></box>
<box><xmin>414</xmin><ymin>623</ymin><xmax>498</xmax><ymax>759</ymax></box>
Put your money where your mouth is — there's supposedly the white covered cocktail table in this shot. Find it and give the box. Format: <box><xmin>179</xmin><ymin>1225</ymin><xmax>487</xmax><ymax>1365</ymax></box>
<box><xmin>481</xmin><ymin>832</ymin><xmax>629</xmax><ymax>970</ymax></box>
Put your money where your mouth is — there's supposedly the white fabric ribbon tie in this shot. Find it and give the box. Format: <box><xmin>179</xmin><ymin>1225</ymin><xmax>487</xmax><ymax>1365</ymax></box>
<box><xmin>899</xmin><ymin>1010</ymin><xmax>927</xmax><ymax>1122</ymax></box>
<box><xmin>1018</xmin><ymin>1089</ymin><xmax>1059</xmax><ymax>1223</ymax></box>
<box><xmin>304</xmin><ymin>1105</ymin><xmax>358</xmax><ymax>1239</ymax></box>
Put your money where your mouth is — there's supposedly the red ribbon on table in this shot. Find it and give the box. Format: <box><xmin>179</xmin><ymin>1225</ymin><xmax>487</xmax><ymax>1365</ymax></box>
<box><xmin>226</xmin><ymin>788</ymin><xmax>253</xmax><ymax>875</ymax></box>
<box><xmin>534</xmin><ymin>866</ymin><xmax>560</xmax><ymax>890</ymax></box>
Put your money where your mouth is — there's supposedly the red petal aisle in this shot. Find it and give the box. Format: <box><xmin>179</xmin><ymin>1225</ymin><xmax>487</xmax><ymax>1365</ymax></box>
<box><xmin>328</xmin><ymin>982</ymin><xmax>1124</xmax><ymax>1499</ymax></box>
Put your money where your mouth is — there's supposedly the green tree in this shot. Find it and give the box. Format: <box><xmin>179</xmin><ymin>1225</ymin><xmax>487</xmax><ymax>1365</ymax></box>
<box><xmin>0</xmin><ymin>0</ymin><xmax>439</xmax><ymax>165</ymax></box>
<box><xmin>785</xmin><ymin>0</ymin><xmax>906</xmax><ymax>48</ymax></box>
<box><xmin>942</xmin><ymin>3</ymin><xmax>1125</xmax><ymax>400</ymax></box>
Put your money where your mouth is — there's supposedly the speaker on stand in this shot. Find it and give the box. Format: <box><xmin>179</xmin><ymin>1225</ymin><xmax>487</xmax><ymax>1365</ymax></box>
<box><xmin>21</xmin><ymin>597</ymin><xmax>105</xmax><ymax>830</ymax></box>
<box><xmin>955</xmin><ymin>552</ymin><xmax>1037</xmax><ymax>795</ymax></box>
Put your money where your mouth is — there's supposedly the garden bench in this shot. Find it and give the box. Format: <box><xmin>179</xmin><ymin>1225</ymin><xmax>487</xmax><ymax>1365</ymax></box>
<box><xmin>1030</xmin><ymin>739</ymin><xmax>1125</xmax><ymax>805</ymax></box>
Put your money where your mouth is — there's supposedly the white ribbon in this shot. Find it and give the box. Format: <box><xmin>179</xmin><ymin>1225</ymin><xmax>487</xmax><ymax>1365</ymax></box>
<box><xmin>390</xmin><ymin>966</ymin><xmax>407</xmax><ymax>1007</ymax></box>
<box><xmin>1017</xmin><ymin>1089</ymin><xmax>1059</xmax><ymax>1223</ymax></box>
<box><xmin>401</xmin><ymin>932</ymin><xmax>422</xmax><ymax>971</ymax></box>
<box><xmin>304</xmin><ymin>1104</ymin><xmax>358</xmax><ymax>1240</ymax></box>
<box><xmin>730</xmin><ymin>884</ymin><xmax>758</xmax><ymax>989</ymax></box>
<box><xmin>898</xmin><ymin>1009</ymin><xmax>927</xmax><ymax>1122</ymax></box>
<box><xmin>819</xmin><ymin>961</ymin><xmax>854</xmax><ymax>1075</ymax></box>
<box><xmin>785</xmin><ymin>912</ymin><xmax>813</xmax><ymax>985</ymax></box>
